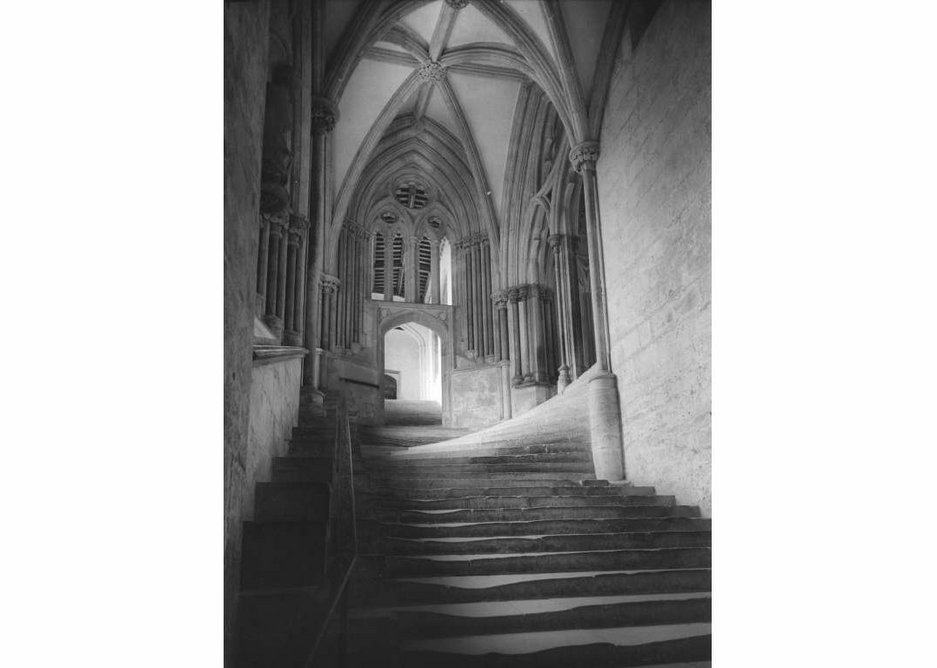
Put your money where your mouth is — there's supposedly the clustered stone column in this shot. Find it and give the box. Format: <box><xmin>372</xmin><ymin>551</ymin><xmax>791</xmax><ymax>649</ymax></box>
<box><xmin>569</xmin><ymin>140</ymin><xmax>625</xmax><ymax>481</ymax></box>
<box><xmin>302</xmin><ymin>97</ymin><xmax>338</xmax><ymax>405</ymax></box>
<box><xmin>503</xmin><ymin>283</ymin><xmax>559</xmax><ymax>387</ymax></box>
<box><xmin>318</xmin><ymin>274</ymin><xmax>341</xmax><ymax>352</ymax></box>
<box><xmin>334</xmin><ymin>223</ymin><xmax>369</xmax><ymax>349</ymax></box>
<box><xmin>429</xmin><ymin>238</ymin><xmax>441</xmax><ymax>304</ymax></box>
<box><xmin>453</xmin><ymin>234</ymin><xmax>495</xmax><ymax>359</ymax></box>
<box><xmin>569</xmin><ymin>141</ymin><xmax>611</xmax><ymax>372</ymax></box>
<box><xmin>492</xmin><ymin>290</ymin><xmax>513</xmax><ymax>418</ymax></box>
<box><xmin>405</xmin><ymin>235</ymin><xmax>419</xmax><ymax>302</ymax></box>
<box><xmin>549</xmin><ymin>233</ymin><xmax>586</xmax><ymax>390</ymax></box>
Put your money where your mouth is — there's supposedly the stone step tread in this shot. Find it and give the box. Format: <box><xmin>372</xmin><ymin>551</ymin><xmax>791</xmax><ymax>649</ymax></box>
<box><xmin>374</xmin><ymin>506</ymin><xmax>702</xmax><ymax>523</ymax></box>
<box><xmin>369</xmin><ymin>495</ymin><xmax>677</xmax><ymax>509</ymax></box>
<box><xmin>394</xmin><ymin>547</ymin><xmax>711</xmax><ymax>563</ymax></box>
<box><xmin>392</xmin><ymin>568</ymin><xmax>712</xmax><ymax>589</ymax></box>
<box><xmin>371</xmin><ymin>486</ymin><xmax>658</xmax><ymax>499</ymax></box>
<box><xmin>382</xmin><ymin>532</ymin><xmax>711</xmax><ymax>555</ymax></box>
<box><xmin>376</xmin><ymin>517</ymin><xmax>711</xmax><ymax>539</ymax></box>
<box><xmin>385</xmin><ymin>548</ymin><xmax>711</xmax><ymax>577</ymax></box>
<box><xmin>400</xmin><ymin>622</ymin><xmax>712</xmax><ymax>654</ymax></box>
<box><xmin>358</xmin><ymin>592</ymin><xmax>712</xmax><ymax>617</ymax></box>
<box><xmin>359</xmin><ymin>569</ymin><xmax>711</xmax><ymax>606</ymax></box>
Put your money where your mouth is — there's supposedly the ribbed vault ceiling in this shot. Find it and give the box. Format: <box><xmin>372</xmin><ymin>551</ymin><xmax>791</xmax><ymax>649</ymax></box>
<box><xmin>325</xmin><ymin>0</ymin><xmax>618</xmax><ymax>258</ymax></box>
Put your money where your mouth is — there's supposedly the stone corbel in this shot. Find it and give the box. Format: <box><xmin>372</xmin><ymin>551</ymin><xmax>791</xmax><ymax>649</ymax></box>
<box><xmin>311</xmin><ymin>95</ymin><xmax>339</xmax><ymax>135</ymax></box>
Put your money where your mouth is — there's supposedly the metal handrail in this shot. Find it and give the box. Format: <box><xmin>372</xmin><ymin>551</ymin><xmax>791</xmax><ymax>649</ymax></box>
<box><xmin>305</xmin><ymin>394</ymin><xmax>358</xmax><ymax>667</ymax></box>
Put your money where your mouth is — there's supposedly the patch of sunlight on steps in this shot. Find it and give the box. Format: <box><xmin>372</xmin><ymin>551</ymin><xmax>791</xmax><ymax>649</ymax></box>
<box><xmin>395</xmin><ymin>568</ymin><xmax>711</xmax><ymax>588</ymax></box>
<box><xmin>401</xmin><ymin>622</ymin><xmax>712</xmax><ymax>654</ymax></box>
<box><xmin>362</xmin><ymin>592</ymin><xmax>712</xmax><ymax>617</ymax></box>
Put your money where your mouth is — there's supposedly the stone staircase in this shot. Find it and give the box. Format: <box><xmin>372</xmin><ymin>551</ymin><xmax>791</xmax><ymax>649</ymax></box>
<box><xmin>235</xmin><ymin>401</ymin><xmax>359</xmax><ymax>668</ymax></box>
<box><xmin>347</xmin><ymin>416</ymin><xmax>712</xmax><ymax>667</ymax></box>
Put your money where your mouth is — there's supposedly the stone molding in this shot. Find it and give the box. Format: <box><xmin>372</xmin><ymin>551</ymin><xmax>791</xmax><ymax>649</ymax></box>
<box><xmin>569</xmin><ymin>141</ymin><xmax>600</xmax><ymax>173</ymax></box>
<box><xmin>418</xmin><ymin>61</ymin><xmax>446</xmax><ymax>83</ymax></box>
<box><xmin>444</xmin><ymin>0</ymin><xmax>469</xmax><ymax>9</ymax></box>
<box><xmin>252</xmin><ymin>344</ymin><xmax>308</xmax><ymax>367</ymax></box>
<box><xmin>311</xmin><ymin>95</ymin><xmax>338</xmax><ymax>135</ymax></box>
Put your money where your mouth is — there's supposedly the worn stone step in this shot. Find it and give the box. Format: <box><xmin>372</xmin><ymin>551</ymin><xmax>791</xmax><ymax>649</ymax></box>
<box><xmin>373</xmin><ymin>505</ymin><xmax>702</xmax><ymax>524</ymax></box>
<box><xmin>363</xmin><ymin>593</ymin><xmax>711</xmax><ymax>638</ymax></box>
<box><xmin>374</xmin><ymin>452</ymin><xmax>592</xmax><ymax>468</ymax></box>
<box><xmin>368</xmin><ymin>569</ymin><xmax>712</xmax><ymax>606</ymax></box>
<box><xmin>235</xmin><ymin>586</ymin><xmax>329</xmax><ymax>668</ymax></box>
<box><xmin>371</xmin><ymin>461</ymin><xmax>596</xmax><ymax>475</ymax></box>
<box><xmin>253</xmin><ymin>482</ymin><xmax>331</xmax><ymax>522</ymax></box>
<box><xmin>381</xmin><ymin>442</ymin><xmax>592</xmax><ymax>459</ymax></box>
<box><xmin>365</xmin><ymin>473</ymin><xmax>594</xmax><ymax>487</ymax></box>
<box><xmin>385</xmin><ymin>547</ymin><xmax>711</xmax><ymax>578</ymax></box>
<box><xmin>383</xmin><ymin>531</ymin><xmax>711</xmax><ymax>556</ymax></box>
<box><xmin>394</xmin><ymin>628</ymin><xmax>711</xmax><ymax>668</ymax></box>
<box><xmin>239</xmin><ymin>521</ymin><xmax>327</xmax><ymax>590</ymax></box>
<box><xmin>373</xmin><ymin>484</ymin><xmax>657</xmax><ymax>500</ymax></box>
<box><xmin>271</xmin><ymin>456</ymin><xmax>333</xmax><ymax>483</ymax></box>
<box><xmin>374</xmin><ymin>517</ymin><xmax>712</xmax><ymax>539</ymax></box>
<box><xmin>370</xmin><ymin>494</ymin><xmax>676</xmax><ymax>511</ymax></box>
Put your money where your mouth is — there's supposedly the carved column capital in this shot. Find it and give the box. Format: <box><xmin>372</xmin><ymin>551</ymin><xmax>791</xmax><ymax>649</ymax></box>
<box><xmin>506</xmin><ymin>287</ymin><xmax>520</xmax><ymax>302</ymax></box>
<box><xmin>445</xmin><ymin>0</ymin><xmax>469</xmax><ymax>9</ymax></box>
<box><xmin>418</xmin><ymin>61</ymin><xmax>446</xmax><ymax>83</ymax></box>
<box><xmin>515</xmin><ymin>284</ymin><xmax>529</xmax><ymax>301</ymax></box>
<box><xmin>319</xmin><ymin>274</ymin><xmax>341</xmax><ymax>294</ymax></box>
<box><xmin>289</xmin><ymin>213</ymin><xmax>309</xmax><ymax>231</ymax></box>
<box><xmin>311</xmin><ymin>95</ymin><xmax>339</xmax><ymax>135</ymax></box>
<box><xmin>569</xmin><ymin>141</ymin><xmax>600</xmax><ymax>173</ymax></box>
<box><xmin>527</xmin><ymin>284</ymin><xmax>542</xmax><ymax>300</ymax></box>
<box><xmin>491</xmin><ymin>290</ymin><xmax>508</xmax><ymax>308</ymax></box>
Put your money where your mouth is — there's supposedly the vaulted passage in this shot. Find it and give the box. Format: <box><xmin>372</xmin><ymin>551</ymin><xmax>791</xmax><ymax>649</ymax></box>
<box><xmin>225</xmin><ymin>1</ymin><xmax>711</xmax><ymax>665</ymax></box>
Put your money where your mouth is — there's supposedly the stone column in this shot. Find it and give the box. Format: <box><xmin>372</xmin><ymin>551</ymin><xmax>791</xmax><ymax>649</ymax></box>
<box><xmin>465</xmin><ymin>243</ymin><xmax>476</xmax><ymax>352</ymax></box>
<box><xmin>284</xmin><ymin>226</ymin><xmax>300</xmax><ymax>334</ymax></box>
<box><xmin>480</xmin><ymin>240</ymin><xmax>492</xmax><ymax>357</ymax></box>
<box><xmin>492</xmin><ymin>291</ymin><xmax>512</xmax><ymax>419</ymax></box>
<box><xmin>570</xmin><ymin>140</ymin><xmax>625</xmax><ymax>481</ymax></box>
<box><xmin>528</xmin><ymin>284</ymin><xmax>544</xmax><ymax>383</ymax></box>
<box><xmin>429</xmin><ymin>238</ymin><xmax>441</xmax><ymax>304</ymax></box>
<box><xmin>507</xmin><ymin>288</ymin><xmax>522</xmax><ymax>384</ymax></box>
<box><xmin>383</xmin><ymin>233</ymin><xmax>394</xmax><ymax>301</ymax></box>
<box><xmin>516</xmin><ymin>285</ymin><xmax>530</xmax><ymax>381</ymax></box>
<box><xmin>549</xmin><ymin>234</ymin><xmax>574</xmax><ymax>389</ymax></box>
<box><xmin>302</xmin><ymin>96</ymin><xmax>337</xmax><ymax>408</ymax></box>
<box><xmin>256</xmin><ymin>216</ymin><xmax>270</xmax><ymax>314</ymax></box>
<box><xmin>570</xmin><ymin>141</ymin><xmax>611</xmax><ymax>372</ymax></box>
<box><xmin>264</xmin><ymin>217</ymin><xmax>285</xmax><ymax>336</ymax></box>
<box><xmin>406</xmin><ymin>235</ymin><xmax>419</xmax><ymax>302</ymax></box>
<box><xmin>288</xmin><ymin>214</ymin><xmax>309</xmax><ymax>346</ymax></box>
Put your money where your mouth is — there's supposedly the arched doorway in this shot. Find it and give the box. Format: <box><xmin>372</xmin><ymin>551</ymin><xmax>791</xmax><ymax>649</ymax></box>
<box><xmin>374</xmin><ymin>304</ymin><xmax>453</xmax><ymax>426</ymax></box>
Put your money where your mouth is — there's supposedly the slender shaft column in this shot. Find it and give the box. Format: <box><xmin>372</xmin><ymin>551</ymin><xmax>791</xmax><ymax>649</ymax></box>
<box><xmin>481</xmin><ymin>241</ymin><xmax>492</xmax><ymax>357</ymax></box>
<box><xmin>465</xmin><ymin>244</ymin><xmax>475</xmax><ymax>351</ymax></box>
<box><xmin>542</xmin><ymin>289</ymin><xmax>556</xmax><ymax>383</ymax></box>
<box><xmin>383</xmin><ymin>233</ymin><xmax>394</xmax><ymax>301</ymax></box>
<box><xmin>570</xmin><ymin>142</ymin><xmax>611</xmax><ymax>372</ymax></box>
<box><xmin>291</xmin><ymin>220</ymin><xmax>308</xmax><ymax>346</ymax></box>
<box><xmin>406</xmin><ymin>236</ymin><xmax>419</xmax><ymax>302</ymax></box>
<box><xmin>284</xmin><ymin>230</ymin><xmax>299</xmax><ymax>332</ymax></box>
<box><xmin>507</xmin><ymin>288</ymin><xmax>522</xmax><ymax>383</ymax></box>
<box><xmin>570</xmin><ymin>141</ymin><xmax>625</xmax><ymax>481</ymax></box>
<box><xmin>429</xmin><ymin>239</ymin><xmax>441</xmax><ymax>304</ymax></box>
<box><xmin>256</xmin><ymin>217</ymin><xmax>270</xmax><ymax>313</ymax></box>
<box><xmin>528</xmin><ymin>284</ymin><xmax>544</xmax><ymax>383</ymax></box>
<box><xmin>276</xmin><ymin>215</ymin><xmax>289</xmax><ymax>321</ymax></box>
<box><xmin>549</xmin><ymin>234</ymin><xmax>572</xmax><ymax>388</ymax></box>
<box><xmin>472</xmin><ymin>242</ymin><xmax>483</xmax><ymax>354</ymax></box>
<box><xmin>517</xmin><ymin>285</ymin><xmax>530</xmax><ymax>380</ymax></box>
<box><xmin>265</xmin><ymin>222</ymin><xmax>280</xmax><ymax>317</ymax></box>
<box><xmin>302</xmin><ymin>96</ymin><xmax>337</xmax><ymax>394</ymax></box>
<box><xmin>493</xmin><ymin>291</ymin><xmax>512</xmax><ymax>419</ymax></box>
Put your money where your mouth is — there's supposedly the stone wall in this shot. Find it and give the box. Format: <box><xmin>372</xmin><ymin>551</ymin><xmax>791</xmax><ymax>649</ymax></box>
<box><xmin>244</xmin><ymin>356</ymin><xmax>303</xmax><ymax>520</ymax></box>
<box><xmin>597</xmin><ymin>1</ymin><xmax>712</xmax><ymax>515</ymax></box>
<box><xmin>224</xmin><ymin>1</ymin><xmax>269</xmax><ymax>664</ymax></box>
<box><xmin>450</xmin><ymin>366</ymin><xmax>503</xmax><ymax>429</ymax></box>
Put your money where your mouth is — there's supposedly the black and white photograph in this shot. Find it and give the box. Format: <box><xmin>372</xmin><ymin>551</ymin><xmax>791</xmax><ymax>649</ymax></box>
<box><xmin>224</xmin><ymin>1</ymin><xmax>711</xmax><ymax>665</ymax></box>
<box><xmin>3</xmin><ymin>1</ymin><xmax>936</xmax><ymax>666</ymax></box>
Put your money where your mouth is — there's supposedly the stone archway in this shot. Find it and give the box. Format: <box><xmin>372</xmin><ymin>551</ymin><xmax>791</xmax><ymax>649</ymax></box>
<box><xmin>373</xmin><ymin>302</ymin><xmax>454</xmax><ymax>425</ymax></box>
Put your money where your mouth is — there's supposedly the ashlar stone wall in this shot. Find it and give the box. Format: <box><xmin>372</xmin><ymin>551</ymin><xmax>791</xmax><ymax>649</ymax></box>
<box><xmin>224</xmin><ymin>1</ymin><xmax>269</xmax><ymax>663</ymax></box>
<box><xmin>597</xmin><ymin>0</ymin><xmax>712</xmax><ymax>515</ymax></box>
